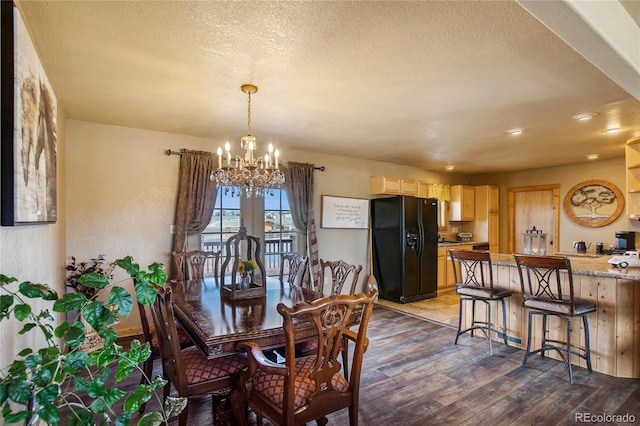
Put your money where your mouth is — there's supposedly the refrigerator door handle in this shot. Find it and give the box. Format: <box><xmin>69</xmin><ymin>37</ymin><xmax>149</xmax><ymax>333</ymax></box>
<box><xmin>417</xmin><ymin>221</ymin><xmax>424</xmax><ymax>257</ymax></box>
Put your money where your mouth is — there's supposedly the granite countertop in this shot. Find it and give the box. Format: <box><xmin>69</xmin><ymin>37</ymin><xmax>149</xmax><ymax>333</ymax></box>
<box><xmin>491</xmin><ymin>253</ymin><xmax>640</xmax><ymax>281</ymax></box>
<box><xmin>437</xmin><ymin>241</ymin><xmax>488</xmax><ymax>247</ymax></box>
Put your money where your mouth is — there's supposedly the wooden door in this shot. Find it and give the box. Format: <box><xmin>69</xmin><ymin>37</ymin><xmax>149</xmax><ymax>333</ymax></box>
<box><xmin>508</xmin><ymin>185</ymin><xmax>560</xmax><ymax>254</ymax></box>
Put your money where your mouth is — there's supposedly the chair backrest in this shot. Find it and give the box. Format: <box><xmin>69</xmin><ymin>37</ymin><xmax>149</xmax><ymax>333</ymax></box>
<box><xmin>149</xmin><ymin>283</ymin><xmax>190</xmax><ymax>393</ymax></box>
<box><xmin>279</xmin><ymin>253</ymin><xmax>309</xmax><ymax>289</ymax></box>
<box><xmin>318</xmin><ymin>259</ymin><xmax>363</xmax><ymax>295</ymax></box>
<box><xmin>277</xmin><ymin>288</ymin><xmax>378</xmax><ymax>421</ymax></box>
<box><xmin>514</xmin><ymin>254</ymin><xmax>577</xmax><ymax>314</ymax></box>
<box><xmin>173</xmin><ymin>250</ymin><xmax>221</xmax><ymax>282</ymax></box>
<box><xmin>449</xmin><ymin>249</ymin><xmax>495</xmax><ymax>291</ymax></box>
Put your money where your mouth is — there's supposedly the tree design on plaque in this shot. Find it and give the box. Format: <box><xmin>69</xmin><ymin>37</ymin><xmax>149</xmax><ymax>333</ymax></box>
<box><xmin>564</xmin><ymin>180</ymin><xmax>624</xmax><ymax>228</ymax></box>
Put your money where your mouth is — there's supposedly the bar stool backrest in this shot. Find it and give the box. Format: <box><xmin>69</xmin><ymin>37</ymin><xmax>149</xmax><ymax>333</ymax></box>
<box><xmin>514</xmin><ymin>254</ymin><xmax>576</xmax><ymax>315</ymax></box>
<box><xmin>449</xmin><ymin>249</ymin><xmax>495</xmax><ymax>292</ymax></box>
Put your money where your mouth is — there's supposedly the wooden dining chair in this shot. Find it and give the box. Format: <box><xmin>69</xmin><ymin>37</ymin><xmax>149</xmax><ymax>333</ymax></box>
<box><xmin>134</xmin><ymin>279</ymin><xmax>194</xmax><ymax>413</ymax></box>
<box><xmin>172</xmin><ymin>250</ymin><xmax>221</xmax><ymax>282</ymax></box>
<box><xmin>237</xmin><ymin>286</ymin><xmax>378</xmax><ymax>426</ymax></box>
<box><xmin>318</xmin><ymin>259</ymin><xmax>363</xmax><ymax>296</ymax></box>
<box><xmin>149</xmin><ymin>283</ymin><xmax>247</xmax><ymax>425</ymax></box>
<box><xmin>278</xmin><ymin>253</ymin><xmax>309</xmax><ymax>289</ymax></box>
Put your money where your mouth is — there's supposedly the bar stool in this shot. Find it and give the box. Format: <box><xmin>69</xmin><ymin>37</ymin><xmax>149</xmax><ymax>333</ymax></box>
<box><xmin>514</xmin><ymin>254</ymin><xmax>596</xmax><ymax>384</ymax></box>
<box><xmin>449</xmin><ymin>249</ymin><xmax>512</xmax><ymax>355</ymax></box>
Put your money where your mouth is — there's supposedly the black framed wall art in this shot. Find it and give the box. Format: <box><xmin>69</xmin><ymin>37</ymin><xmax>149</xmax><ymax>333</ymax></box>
<box><xmin>1</xmin><ymin>2</ymin><xmax>57</xmax><ymax>225</ymax></box>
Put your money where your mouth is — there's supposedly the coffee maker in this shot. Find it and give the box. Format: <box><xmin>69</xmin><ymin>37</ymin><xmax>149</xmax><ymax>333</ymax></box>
<box><xmin>615</xmin><ymin>231</ymin><xmax>636</xmax><ymax>251</ymax></box>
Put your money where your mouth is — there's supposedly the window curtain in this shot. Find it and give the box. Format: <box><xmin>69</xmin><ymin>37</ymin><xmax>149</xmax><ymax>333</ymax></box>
<box><xmin>171</xmin><ymin>150</ymin><xmax>218</xmax><ymax>275</ymax></box>
<box><xmin>427</xmin><ymin>183</ymin><xmax>451</xmax><ymax>201</ymax></box>
<box><xmin>282</xmin><ymin>162</ymin><xmax>319</xmax><ymax>289</ymax></box>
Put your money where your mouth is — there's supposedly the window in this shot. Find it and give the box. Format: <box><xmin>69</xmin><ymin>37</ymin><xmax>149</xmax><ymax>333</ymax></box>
<box><xmin>264</xmin><ymin>189</ymin><xmax>298</xmax><ymax>276</ymax></box>
<box><xmin>201</xmin><ymin>187</ymin><xmax>241</xmax><ymax>276</ymax></box>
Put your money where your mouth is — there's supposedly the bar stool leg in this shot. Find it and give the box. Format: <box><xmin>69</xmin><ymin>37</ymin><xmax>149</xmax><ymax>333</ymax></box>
<box><xmin>500</xmin><ymin>298</ymin><xmax>508</xmax><ymax>347</ymax></box>
<box><xmin>566</xmin><ymin>317</ymin><xmax>574</xmax><ymax>384</ymax></box>
<box><xmin>541</xmin><ymin>313</ymin><xmax>548</xmax><ymax>359</ymax></box>
<box><xmin>523</xmin><ymin>310</ymin><xmax>535</xmax><ymax>367</ymax></box>
<box><xmin>471</xmin><ymin>299</ymin><xmax>477</xmax><ymax>337</ymax></box>
<box><xmin>486</xmin><ymin>300</ymin><xmax>493</xmax><ymax>356</ymax></box>
<box><xmin>455</xmin><ymin>296</ymin><xmax>465</xmax><ymax>345</ymax></box>
<box><xmin>583</xmin><ymin>314</ymin><xmax>593</xmax><ymax>373</ymax></box>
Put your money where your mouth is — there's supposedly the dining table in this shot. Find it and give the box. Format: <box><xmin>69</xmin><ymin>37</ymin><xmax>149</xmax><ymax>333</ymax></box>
<box><xmin>168</xmin><ymin>277</ymin><xmax>322</xmax><ymax>359</ymax></box>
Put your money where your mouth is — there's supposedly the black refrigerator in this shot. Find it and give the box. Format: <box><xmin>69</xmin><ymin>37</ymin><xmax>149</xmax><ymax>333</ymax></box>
<box><xmin>370</xmin><ymin>196</ymin><xmax>438</xmax><ymax>303</ymax></box>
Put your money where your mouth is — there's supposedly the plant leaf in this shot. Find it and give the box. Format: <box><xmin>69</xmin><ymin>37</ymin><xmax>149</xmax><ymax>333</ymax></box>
<box><xmin>77</xmin><ymin>272</ymin><xmax>109</xmax><ymax>289</ymax></box>
<box><xmin>53</xmin><ymin>292</ymin><xmax>87</xmax><ymax>313</ymax></box>
<box><xmin>64</xmin><ymin>351</ymin><xmax>90</xmax><ymax>373</ymax></box>
<box><xmin>63</xmin><ymin>322</ymin><xmax>86</xmax><ymax>349</ymax></box>
<box><xmin>18</xmin><ymin>323</ymin><xmax>37</xmax><ymax>335</ymax></box>
<box><xmin>82</xmin><ymin>301</ymin><xmax>106</xmax><ymax>331</ymax></box>
<box><xmin>123</xmin><ymin>384</ymin><xmax>153</xmax><ymax>413</ymax></box>
<box><xmin>135</xmin><ymin>281</ymin><xmax>156</xmax><ymax>306</ymax></box>
<box><xmin>18</xmin><ymin>281</ymin><xmax>57</xmax><ymax>300</ymax></box>
<box><xmin>7</xmin><ymin>380</ymin><xmax>31</xmax><ymax>405</ymax></box>
<box><xmin>115</xmin><ymin>411</ymin><xmax>132</xmax><ymax>426</ymax></box>
<box><xmin>108</xmin><ymin>286</ymin><xmax>133</xmax><ymax>318</ymax></box>
<box><xmin>3</xmin><ymin>410</ymin><xmax>31</xmax><ymax>423</ymax></box>
<box><xmin>67</xmin><ymin>408</ymin><xmax>94</xmax><ymax>426</ymax></box>
<box><xmin>164</xmin><ymin>396</ymin><xmax>187</xmax><ymax>420</ymax></box>
<box><xmin>37</xmin><ymin>401</ymin><xmax>60</xmax><ymax>425</ymax></box>
<box><xmin>0</xmin><ymin>274</ymin><xmax>18</xmax><ymax>285</ymax></box>
<box><xmin>138</xmin><ymin>411</ymin><xmax>164</xmax><ymax>426</ymax></box>
<box><xmin>0</xmin><ymin>294</ymin><xmax>14</xmax><ymax>317</ymax></box>
<box><xmin>35</xmin><ymin>384</ymin><xmax>59</xmax><ymax>405</ymax></box>
<box><xmin>115</xmin><ymin>256</ymin><xmax>139</xmax><ymax>277</ymax></box>
<box><xmin>13</xmin><ymin>303</ymin><xmax>32</xmax><ymax>321</ymax></box>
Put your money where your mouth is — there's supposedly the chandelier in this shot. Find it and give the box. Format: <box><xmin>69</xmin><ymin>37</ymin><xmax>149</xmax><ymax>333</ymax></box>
<box><xmin>210</xmin><ymin>84</ymin><xmax>285</xmax><ymax>198</ymax></box>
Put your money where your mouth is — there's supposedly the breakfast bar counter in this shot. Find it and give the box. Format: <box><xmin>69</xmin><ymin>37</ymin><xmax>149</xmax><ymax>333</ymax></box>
<box><xmin>461</xmin><ymin>253</ymin><xmax>640</xmax><ymax>378</ymax></box>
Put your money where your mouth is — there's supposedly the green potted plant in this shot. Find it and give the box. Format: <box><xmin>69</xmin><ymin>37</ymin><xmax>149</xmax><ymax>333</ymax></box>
<box><xmin>0</xmin><ymin>257</ymin><xmax>185</xmax><ymax>425</ymax></box>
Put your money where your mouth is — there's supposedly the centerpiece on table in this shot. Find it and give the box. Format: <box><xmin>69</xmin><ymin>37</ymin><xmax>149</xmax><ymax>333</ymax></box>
<box><xmin>237</xmin><ymin>258</ymin><xmax>258</xmax><ymax>289</ymax></box>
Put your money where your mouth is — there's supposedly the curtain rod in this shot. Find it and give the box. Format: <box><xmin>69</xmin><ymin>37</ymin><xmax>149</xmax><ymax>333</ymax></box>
<box><xmin>165</xmin><ymin>149</ymin><xmax>325</xmax><ymax>171</ymax></box>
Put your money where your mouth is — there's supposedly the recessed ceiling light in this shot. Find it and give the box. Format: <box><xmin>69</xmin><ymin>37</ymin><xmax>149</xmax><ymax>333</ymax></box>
<box><xmin>506</xmin><ymin>128</ymin><xmax>525</xmax><ymax>135</ymax></box>
<box><xmin>586</xmin><ymin>154</ymin><xmax>598</xmax><ymax>160</ymax></box>
<box><xmin>446</xmin><ymin>165</ymin><xmax>454</xmax><ymax>171</ymax></box>
<box><xmin>573</xmin><ymin>112</ymin><xmax>598</xmax><ymax>121</ymax></box>
<box><xmin>604</xmin><ymin>128</ymin><xmax>622</xmax><ymax>134</ymax></box>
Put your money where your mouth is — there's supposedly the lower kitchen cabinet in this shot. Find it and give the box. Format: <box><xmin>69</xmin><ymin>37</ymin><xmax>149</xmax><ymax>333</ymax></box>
<box><xmin>438</xmin><ymin>244</ymin><xmax>473</xmax><ymax>288</ymax></box>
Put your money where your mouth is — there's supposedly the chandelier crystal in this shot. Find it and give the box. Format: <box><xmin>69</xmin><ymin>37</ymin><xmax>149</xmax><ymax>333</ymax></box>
<box><xmin>210</xmin><ymin>84</ymin><xmax>285</xmax><ymax>198</ymax></box>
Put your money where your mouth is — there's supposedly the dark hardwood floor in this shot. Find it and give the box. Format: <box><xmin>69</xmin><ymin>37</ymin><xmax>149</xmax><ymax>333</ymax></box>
<box><xmin>120</xmin><ymin>305</ymin><xmax>640</xmax><ymax>425</ymax></box>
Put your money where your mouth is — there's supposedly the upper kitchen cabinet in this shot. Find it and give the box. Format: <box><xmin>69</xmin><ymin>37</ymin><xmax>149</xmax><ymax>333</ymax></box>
<box><xmin>471</xmin><ymin>185</ymin><xmax>499</xmax><ymax>252</ymax></box>
<box><xmin>626</xmin><ymin>136</ymin><xmax>640</xmax><ymax>219</ymax></box>
<box><xmin>369</xmin><ymin>176</ymin><xmax>416</xmax><ymax>196</ymax></box>
<box><xmin>449</xmin><ymin>185</ymin><xmax>475</xmax><ymax>221</ymax></box>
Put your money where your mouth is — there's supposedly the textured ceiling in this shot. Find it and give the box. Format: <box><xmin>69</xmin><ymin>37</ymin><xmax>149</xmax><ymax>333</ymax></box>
<box><xmin>14</xmin><ymin>0</ymin><xmax>640</xmax><ymax>174</ymax></box>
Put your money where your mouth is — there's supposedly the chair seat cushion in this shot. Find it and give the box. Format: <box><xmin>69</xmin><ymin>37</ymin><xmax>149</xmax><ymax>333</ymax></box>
<box><xmin>523</xmin><ymin>296</ymin><xmax>596</xmax><ymax>316</ymax></box>
<box><xmin>181</xmin><ymin>347</ymin><xmax>247</xmax><ymax>384</ymax></box>
<box><xmin>456</xmin><ymin>285</ymin><xmax>512</xmax><ymax>300</ymax></box>
<box><xmin>252</xmin><ymin>355</ymin><xmax>349</xmax><ymax>410</ymax></box>
<box><xmin>149</xmin><ymin>324</ymin><xmax>193</xmax><ymax>348</ymax></box>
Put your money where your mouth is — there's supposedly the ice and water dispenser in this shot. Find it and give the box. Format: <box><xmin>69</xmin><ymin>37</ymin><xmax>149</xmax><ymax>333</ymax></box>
<box><xmin>522</xmin><ymin>226</ymin><xmax>547</xmax><ymax>255</ymax></box>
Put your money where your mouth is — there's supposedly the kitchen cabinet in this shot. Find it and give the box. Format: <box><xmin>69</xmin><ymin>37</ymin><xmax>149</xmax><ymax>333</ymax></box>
<box><xmin>626</xmin><ymin>136</ymin><xmax>640</xmax><ymax>219</ymax></box>
<box><xmin>438</xmin><ymin>244</ymin><xmax>474</xmax><ymax>288</ymax></box>
<box><xmin>369</xmin><ymin>176</ymin><xmax>416</xmax><ymax>196</ymax></box>
<box><xmin>471</xmin><ymin>185</ymin><xmax>499</xmax><ymax>252</ymax></box>
<box><xmin>449</xmin><ymin>185</ymin><xmax>475</xmax><ymax>221</ymax></box>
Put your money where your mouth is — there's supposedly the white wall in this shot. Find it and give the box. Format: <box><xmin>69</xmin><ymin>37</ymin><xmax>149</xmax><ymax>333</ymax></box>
<box><xmin>0</xmin><ymin>115</ymin><xmax>66</xmax><ymax>371</ymax></box>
